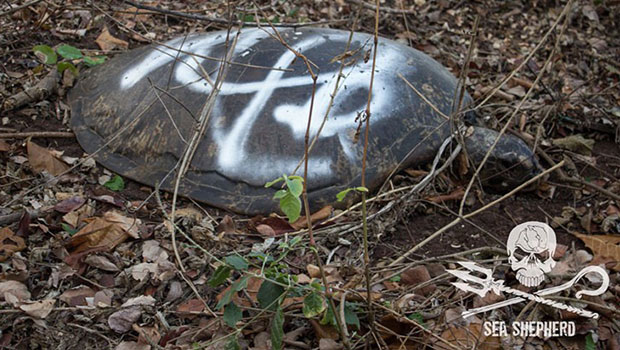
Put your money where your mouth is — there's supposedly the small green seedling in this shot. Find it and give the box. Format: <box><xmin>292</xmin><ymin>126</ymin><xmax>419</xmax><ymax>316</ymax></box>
<box><xmin>336</xmin><ymin>186</ymin><xmax>368</xmax><ymax>202</ymax></box>
<box><xmin>33</xmin><ymin>44</ymin><xmax>106</xmax><ymax>75</ymax></box>
<box><xmin>103</xmin><ymin>174</ymin><xmax>125</xmax><ymax>191</ymax></box>
<box><xmin>265</xmin><ymin>174</ymin><xmax>304</xmax><ymax>222</ymax></box>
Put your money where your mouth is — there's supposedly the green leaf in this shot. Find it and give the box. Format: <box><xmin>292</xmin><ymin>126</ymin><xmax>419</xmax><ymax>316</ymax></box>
<box><xmin>270</xmin><ymin>306</ymin><xmax>284</xmax><ymax>350</ymax></box>
<box><xmin>302</xmin><ymin>291</ymin><xmax>325</xmax><ymax>318</ymax></box>
<box><xmin>355</xmin><ymin>186</ymin><xmax>369</xmax><ymax>192</ymax></box>
<box><xmin>223</xmin><ymin>302</ymin><xmax>243</xmax><ymax>328</ymax></box>
<box><xmin>336</xmin><ymin>188</ymin><xmax>354</xmax><ymax>202</ymax></box>
<box><xmin>389</xmin><ymin>275</ymin><xmax>401</xmax><ymax>282</ymax></box>
<box><xmin>216</xmin><ymin>276</ymin><xmax>248</xmax><ymax>310</ymax></box>
<box><xmin>320</xmin><ymin>303</ymin><xmax>336</xmax><ymax>326</ymax></box>
<box><xmin>225</xmin><ymin>336</ymin><xmax>241</xmax><ymax>350</ymax></box>
<box><xmin>225</xmin><ymin>255</ymin><xmax>249</xmax><ymax>271</ymax></box>
<box><xmin>344</xmin><ymin>304</ymin><xmax>360</xmax><ymax>329</ymax></box>
<box><xmin>57</xmin><ymin>62</ymin><xmax>78</xmax><ymax>76</ymax></box>
<box><xmin>83</xmin><ymin>55</ymin><xmax>107</xmax><ymax>66</ymax></box>
<box><xmin>33</xmin><ymin>45</ymin><xmax>57</xmax><ymax>64</ymax></box>
<box><xmin>273</xmin><ymin>189</ymin><xmax>287</xmax><ymax>199</ymax></box>
<box><xmin>208</xmin><ymin>265</ymin><xmax>231</xmax><ymax>287</ymax></box>
<box><xmin>585</xmin><ymin>333</ymin><xmax>596</xmax><ymax>350</ymax></box>
<box><xmin>257</xmin><ymin>280</ymin><xmax>285</xmax><ymax>311</ymax></box>
<box><xmin>61</xmin><ymin>223</ymin><xmax>78</xmax><ymax>235</ymax></box>
<box><xmin>56</xmin><ymin>44</ymin><xmax>83</xmax><ymax>60</ymax></box>
<box><xmin>279</xmin><ymin>192</ymin><xmax>301</xmax><ymax>223</ymax></box>
<box><xmin>103</xmin><ymin>175</ymin><xmax>125</xmax><ymax>191</ymax></box>
<box><xmin>407</xmin><ymin>312</ymin><xmax>425</xmax><ymax>327</ymax></box>
<box><xmin>239</xmin><ymin>14</ymin><xmax>255</xmax><ymax>22</ymax></box>
<box><xmin>265</xmin><ymin>177</ymin><xmax>283</xmax><ymax>188</ymax></box>
<box><xmin>285</xmin><ymin>177</ymin><xmax>303</xmax><ymax>197</ymax></box>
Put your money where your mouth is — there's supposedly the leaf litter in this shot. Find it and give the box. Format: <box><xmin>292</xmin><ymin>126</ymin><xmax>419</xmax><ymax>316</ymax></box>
<box><xmin>0</xmin><ymin>0</ymin><xmax>618</xmax><ymax>349</ymax></box>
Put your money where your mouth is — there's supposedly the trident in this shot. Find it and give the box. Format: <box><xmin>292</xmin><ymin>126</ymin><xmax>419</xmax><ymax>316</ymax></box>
<box><xmin>447</xmin><ymin>261</ymin><xmax>608</xmax><ymax>319</ymax></box>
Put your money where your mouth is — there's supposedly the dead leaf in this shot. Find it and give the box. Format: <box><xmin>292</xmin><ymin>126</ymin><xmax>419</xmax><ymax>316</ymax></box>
<box><xmin>96</xmin><ymin>26</ymin><xmax>129</xmax><ymax>51</ymax></box>
<box><xmin>574</xmin><ymin>232</ymin><xmax>620</xmax><ymax>270</ymax></box>
<box><xmin>250</xmin><ymin>216</ymin><xmax>294</xmax><ymax>236</ymax></box>
<box><xmin>256</xmin><ymin>224</ymin><xmax>276</xmax><ymax>236</ymax></box>
<box><xmin>216</xmin><ymin>215</ymin><xmax>236</xmax><ymax>236</ymax></box>
<box><xmin>176</xmin><ymin>298</ymin><xmax>205</xmax><ymax>316</ymax></box>
<box><xmin>142</xmin><ymin>240</ymin><xmax>168</xmax><ymax>262</ymax></box>
<box><xmin>319</xmin><ymin>338</ymin><xmax>344</xmax><ymax>350</ymax></box>
<box><xmin>0</xmin><ymin>227</ymin><xmax>26</xmax><ymax>262</ymax></box>
<box><xmin>434</xmin><ymin>323</ymin><xmax>500</xmax><ymax>350</ymax></box>
<box><xmin>291</xmin><ymin>205</ymin><xmax>333</xmax><ymax>230</ymax></box>
<box><xmin>59</xmin><ymin>286</ymin><xmax>95</xmax><ymax>306</ymax></box>
<box><xmin>401</xmin><ymin>265</ymin><xmax>435</xmax><ymax>296</ymax></box>
<box><xmin>54</xmin><ymin>196</ymin><xmax>85</xmax><ymax>213</ymax></box>
<box><xmin>115</xmin><ymin>341</ymin><xmax>150</xmax><ymax>350</ymax></box>
<box><xmin>552</xmin><ymin>135</ymin><xmax>595</xmax><ymax>156</ymax></box>
<box><xmin>19</xmin><ymin>299</ymin><xmax>55</xmax><ymax>319</ymax></box>
<box><xmin>108</xmin><ymin>307</ymin><xmax>142</xmax><ymax>333</ymax></box>
<box><xmin>129</xmin><ymin>262</ymin><xmax>159</xmax><ymax>281</ymax></box>
<box><xmin>0</xmin><ymin>140</ymin><xmax>10</xmax><ymax>151</ymax></box>
<box><xmin>133</xmin><ymin>324</ymin><xmax>161</xmax><ymax>345</ymax></box>
<box><xmin>84</xmin><ymin>254</ymin><xmax>120</xmax><ymax>271</ymax></box>
<box><xmin>0</xmin><ymin>280</ymin><xmax>31</xmax><ymax>303</ymax></box>
<box><xmin>122</xmin><ymin>295</ymin><xmax>156</xmax><ymax>308</ymax></box>
<box><xmin>66</xmin><ymin>210</ymin><xmax>141</xmax><ymax>254</ymax></box>
<box><xmin>94</xmin><ymin>290</ymin><xmax>113</xmax><ymax>307</ymax></box>
<box><xmin>27</xmin><ymin>140</ymin><xmax>70</xmax><ymax>176</ymax></box>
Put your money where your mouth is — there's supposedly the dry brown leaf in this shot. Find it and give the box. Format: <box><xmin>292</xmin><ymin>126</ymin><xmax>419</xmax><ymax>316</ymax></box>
<box><xmin>0</xmin><ymin>139</ymin><xmax>10</xmax><ymax>151</ymax></box>
<box><xmin>66</xmin><ymin>211</ymin><xmax>141</xmax><ymax>254</ymax></box>
<box><xmin>27</xmin><ymin>140</ymin><xmax>70</xmax><ymax>176</ymax></box>
<box><xmin>0</xmin><ymin>227</ymin><xmax>26</xmax><ymax>262</ymax></box>
<box><xmin>59</xmin><ymin>286</ymin><xmax>95</xmax><ymax>306</ymax></box>
<box><xmin>19</xmin><ymin>299</ymin><xmax>55</xmax><ymax>319</ymax></box>
<box><xmin>434</xmin><ymin>324</ymin><xmax>500</xmax><ymax>350</ymax></box>
<box><xmin>96</xmin><ymin>26</ymin><xmax>129</xmax><ymax>51</ymax></box>
<box><xmin>574</xmin><ymin>232</ymin><xmax>620</xmax><ymax>270</ymax></box>
<box><xmin>291</xmin><ymin>205</ymin><xmax>333</xmax><ymax>230</ymax></box>
<box><xmin>115</xmin><ymin>341</ymin><xmax>150</xmax><ymax>350</ymax></box>
<box><xmin>0</xmin><ymin>280</ymin><xmax>31</xmax><ymax>303</ymax></box>
<box><xmin>108</xmin><ymin>307</ymin><xmax>142</xmax><ymax>333</ymax></box>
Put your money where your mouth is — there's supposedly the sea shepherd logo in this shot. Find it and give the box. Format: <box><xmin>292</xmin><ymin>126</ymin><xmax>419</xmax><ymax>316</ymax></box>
<box><xmin>448</xmin><ymin>221</ymin><xmax>610</xmax><ymax>337</ymax></box>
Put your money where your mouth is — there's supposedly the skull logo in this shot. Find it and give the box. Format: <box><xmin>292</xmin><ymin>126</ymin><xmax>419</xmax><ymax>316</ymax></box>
<box><xmin>507</xmin><ymin>222</ymin><xmax>556</xmax><ymax>287</ymax></box>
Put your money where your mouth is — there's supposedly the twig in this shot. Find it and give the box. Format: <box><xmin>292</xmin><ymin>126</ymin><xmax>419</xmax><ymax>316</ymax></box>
<box><xmin>0</xmin><ymin>0</ymin><xmax>42</xmax><ymax>17</ymax></box>
<box><xmin>458</xmin><ymin>2</ymin><xmax>571</xmax><ymax>217</ymax></box>
<box><xmin>2</xmin><ymin>70</ymin><xmax>59</xmax><ymax>111</ymax></box>
<box><xmin>252</xmin><ymin>5</ymin><xmax>350</xmax><ymax>348</ymax></box>
<box><xmin>360</xmin><ymin>0</ymin><xmax>380</xmax><ymax>347</ymax></box>
<box><xmin>0</xmin><ymin>131</ymin><xmax>74</xmax><ymax>139</ymax></box>
<box><xmin>122</xmin><ymin>0</ymin><xmax>346</xmax><ymax>27</ymax></box>
<box><xmin>389</xmin><ymin>160</ymin><xmax>564</xmax><ymax>266</ymax></box>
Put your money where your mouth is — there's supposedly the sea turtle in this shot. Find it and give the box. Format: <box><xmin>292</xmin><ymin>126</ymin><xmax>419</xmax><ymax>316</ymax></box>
<box><xmin>69</xmin><ymin>27</ymin><xmax>539</xmax><ymax>215</ymax></box>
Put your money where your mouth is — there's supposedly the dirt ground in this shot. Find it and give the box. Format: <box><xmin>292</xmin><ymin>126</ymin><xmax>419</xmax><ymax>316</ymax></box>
<box><xmin>0</xmin><ymin>0</ymin><xmax>619</xmax><ymax>349</ymax></box>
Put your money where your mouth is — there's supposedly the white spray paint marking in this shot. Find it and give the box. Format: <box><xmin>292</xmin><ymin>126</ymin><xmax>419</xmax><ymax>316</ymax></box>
<box><xmin>119</xmin><ymin>29</ymin><xmax>405</xmax><ymax>184</ymax></box>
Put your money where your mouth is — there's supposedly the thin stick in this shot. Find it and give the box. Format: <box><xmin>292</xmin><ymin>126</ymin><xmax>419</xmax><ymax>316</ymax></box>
<box><xmin>0</xmin><ymin>131</ymin><xmax>74</xmax><ymax>139</ymax></box>
<box><xmin>389</xmin><ymin>160</ymin><xmax>564</xmax><ymax>266</ymax></box>
<box><xmin>360</xmin><ymin>0</ymin><xmax>380</xmax><ymax>347</ymax></box>
<box><xmin>458</xmin><ymin>2</ymin><xmax>571</xmax><ymax>217</ymax></box>
<box><xmin>252</xmin><ymin>5</ymin><xmax>350</xmax><ymax>348</ymax></box>
<box><xmin>0</xmin><ymin>0</ymin><xmax>42</xmax><ymax>17</ymax></box>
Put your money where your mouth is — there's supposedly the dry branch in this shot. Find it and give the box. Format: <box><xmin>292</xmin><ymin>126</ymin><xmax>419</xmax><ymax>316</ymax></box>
<box><xmin>2</xmin><ymin>70</ymin><xmax>59</xmax><ymax>111</ymax></box>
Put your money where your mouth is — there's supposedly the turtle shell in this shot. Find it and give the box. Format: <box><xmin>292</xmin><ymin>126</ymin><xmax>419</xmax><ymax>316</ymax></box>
<box><xmin>69</xmin><ymin>28</ymin><xmax>468</xmax><ymax>214</ymax></box>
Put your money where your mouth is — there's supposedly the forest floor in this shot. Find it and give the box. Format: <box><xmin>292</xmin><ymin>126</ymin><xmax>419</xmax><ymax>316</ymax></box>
<box><xmin>0</xmin><ymin>0</ymin><xmax>619</xmax><ymax>349</ymax></box>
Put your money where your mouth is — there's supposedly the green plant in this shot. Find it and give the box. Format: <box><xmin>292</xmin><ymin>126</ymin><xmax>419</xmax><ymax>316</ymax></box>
<box><xmin>208</xmin><ymin>237</ymin><xmax>360</xmax><ymax>350</ymax></box>
<box><xmin>336</xmin><ymin>186</ymin><xmax>368</xmax><ymax>202</ymax></box>
<box><xmin>265</xmin><ymin>174</ymin><xmax>304</xmax><ymax>222</ymax></box>
<box><xmin>33</xmin><ymin>43</ymin><xmax>106</xmax><ymax>75</ymax></box>
<box><xmin>103</xmin><ymin>174</ymin><xmax>125</xmax><ymax>191</ymax></box>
